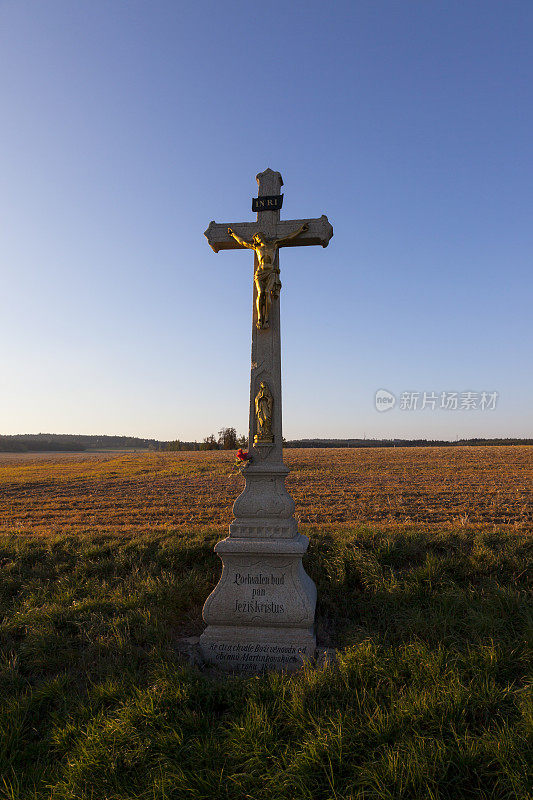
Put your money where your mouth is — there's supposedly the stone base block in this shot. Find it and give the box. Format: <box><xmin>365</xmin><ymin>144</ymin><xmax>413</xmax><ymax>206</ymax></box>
<box><xmin>203</xmin><ymin>535</ymin><xmax>316</xmax><ymax>630</ymax></box>
<box><xmin>199</xmin><ymin>625</ymin><xmax>316</xmax><ymax>672</ymax></box>
<box><xmin>200</xmin><ymin>532</ymin><xmax>317</xmax><ymax>673</ymax></box>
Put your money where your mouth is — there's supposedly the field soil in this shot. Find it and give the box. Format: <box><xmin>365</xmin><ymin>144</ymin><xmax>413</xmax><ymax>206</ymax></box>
<box><xmin>0</xmin><ymin>445</ymin><xmax>531</xmax><ymax>532</ymax></box>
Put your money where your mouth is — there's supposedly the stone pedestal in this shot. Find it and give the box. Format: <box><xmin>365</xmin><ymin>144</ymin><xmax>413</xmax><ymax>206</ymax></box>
<box><xmin>199</xmin><ymin>466</ymin><xmax>317</xmax><ymax>672</ymax></box>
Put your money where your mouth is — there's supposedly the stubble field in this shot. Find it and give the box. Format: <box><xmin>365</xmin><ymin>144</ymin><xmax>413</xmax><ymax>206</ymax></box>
<box><xmin>0</xmin><ymin>447</ymin><xmax>531</xmax><ymax>799</ymax></box>
<box><xmin>0</xmin><ymin>445</ymin><xmax>531</xmax><ymax>532</ymax></box>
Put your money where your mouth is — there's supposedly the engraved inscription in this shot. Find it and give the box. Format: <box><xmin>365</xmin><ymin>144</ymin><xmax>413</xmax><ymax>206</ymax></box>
<box><xmin>232</xmin><ymin>571</ymin><xmax>287</xmax><ymax>616</ymax></box>
<box><xmin>234</xmin><ymin>600</ymin><xmax>284</xmax><ymax>613</ymax></box>
<box><xmin>208</xmin><ymin>641</ymin><xmax>312</xmax><ymax>670</ymax></box>
<box><xmin>233</xmin><ymin>572</ymin><xmax>285</xmax><ymax>586</ymax></box>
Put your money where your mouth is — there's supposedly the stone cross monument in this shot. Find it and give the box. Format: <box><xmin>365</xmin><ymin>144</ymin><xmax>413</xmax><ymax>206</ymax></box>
<box><xmin>201</xmin><ymin>169</ymin><xmax>333</xmax><ymax>671</ymax></box>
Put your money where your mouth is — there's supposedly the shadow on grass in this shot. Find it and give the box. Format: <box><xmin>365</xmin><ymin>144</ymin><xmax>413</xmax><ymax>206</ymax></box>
<box><xmin>307</xmin><ymin>526</ymin><xmax>531</xmax><ymax>652</ymax></box>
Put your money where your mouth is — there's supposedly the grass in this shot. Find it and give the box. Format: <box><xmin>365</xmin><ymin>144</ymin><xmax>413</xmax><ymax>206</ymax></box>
<box><xmin>0</xmin><ymin>524</ymin><xmax>531</xmax><ymax>799</ymax></box>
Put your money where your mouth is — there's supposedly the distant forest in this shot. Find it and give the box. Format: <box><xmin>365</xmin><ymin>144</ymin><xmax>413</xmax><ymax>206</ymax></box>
<box><xmin>0</xmin><ymin>432</ymin><xmax>531</xmax><ymax>453</ymax></box>
<box><xmin>0</xmin><ymin>434</ymin><xmax>161</xmax><ymax>453</ymax></box>
<box><xmin>284</xmin><ymin>438</ymin><xmax>533</xmax><ymax>448</ymax></box>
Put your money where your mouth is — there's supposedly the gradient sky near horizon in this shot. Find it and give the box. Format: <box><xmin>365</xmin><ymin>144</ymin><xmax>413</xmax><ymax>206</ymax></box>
<box><xmin>1</xmin><ymin>0</ymin><xmax>532</xmax><ymax>441</ymax></box>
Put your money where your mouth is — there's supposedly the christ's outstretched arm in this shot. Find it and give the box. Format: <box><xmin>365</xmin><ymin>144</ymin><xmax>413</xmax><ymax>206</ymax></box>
<box><xmin>228</xmin><ymin>228</ymin><xmax>255</xmax><ymax>249</ymax></box>
<box><xmin>276</xmin><ymin>222</ymin><xmax>309</xmax><ymax>244</ymax></box>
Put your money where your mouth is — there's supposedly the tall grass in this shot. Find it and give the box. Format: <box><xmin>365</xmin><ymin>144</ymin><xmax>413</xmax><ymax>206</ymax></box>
<box><xmin>0</xmin><ymin>526</ymin><xmax>531</xmax><ymax>799</ymax></box>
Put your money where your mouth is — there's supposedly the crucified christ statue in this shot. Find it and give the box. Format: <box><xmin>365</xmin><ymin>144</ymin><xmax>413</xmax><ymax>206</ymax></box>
<box><xmin>227</xmin><ymin>223</ymin><xmax>309</xmax><ymax>329</ymax></box>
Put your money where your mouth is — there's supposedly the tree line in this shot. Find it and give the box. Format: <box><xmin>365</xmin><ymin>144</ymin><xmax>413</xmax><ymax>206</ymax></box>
<box><xmin>0</xmin><ymin>434</ymin><xmax>161</xmax><ymax>452</ymax></box>
<box><xmin>284</xmin><ymin>438</ymin><xmax>533</xmax><ymax>448</ymax></box>
<box><xmin>1</xmin><ymin>432</ymin><xmax>531</xmax><ymax>454</ymax></box>
<box><xmin>164</xmin><ymin>428</ymin><xmax>247</xmax><ymax>451</ymax></box>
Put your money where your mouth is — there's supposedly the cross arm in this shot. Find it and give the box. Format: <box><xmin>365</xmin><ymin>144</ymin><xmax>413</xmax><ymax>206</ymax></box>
<box><xmin>276</xmin><ymin>215</ymin><xmax>333</xmax><ymax>248</ymax></box>
<box><xmin>204</xmin><ymin>214</ymin><xmax>333</xmax><ymax>253</ymax></box>
<box><xmin>204</xmin><ymin>221</ymin><xmax>258</xmax><ymax>253</ymax></box>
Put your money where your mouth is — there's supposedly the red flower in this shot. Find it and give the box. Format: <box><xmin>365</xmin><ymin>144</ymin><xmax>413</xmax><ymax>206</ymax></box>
<box><xmin>236</xmin><ymin>449</ymin><xmax>250</xmax><ymax>461</ymax></box>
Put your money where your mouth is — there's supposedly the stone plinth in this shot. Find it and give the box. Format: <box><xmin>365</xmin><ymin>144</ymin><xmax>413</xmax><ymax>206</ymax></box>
<box><xmin>199</xmin><ymin>464</ymin><xmax>317</xmax><ymax>671</ymax></box>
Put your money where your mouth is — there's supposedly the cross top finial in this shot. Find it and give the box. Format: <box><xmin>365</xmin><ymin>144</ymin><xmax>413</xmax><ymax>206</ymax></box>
<box><xmin>256</xmin><ymin>168</ymin><xmax>283</xmax><ymax>194</ymax></box>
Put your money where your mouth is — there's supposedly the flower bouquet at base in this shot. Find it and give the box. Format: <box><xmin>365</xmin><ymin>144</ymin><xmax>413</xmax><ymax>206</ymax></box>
<box><xmin>230</xmin><ymin>448</ymin><xmax>252</xmax><ymax>474</ymax></box>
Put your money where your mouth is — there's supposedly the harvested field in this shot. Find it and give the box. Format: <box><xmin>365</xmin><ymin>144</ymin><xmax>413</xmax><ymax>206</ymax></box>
<box><xmin>0</xmin><ymin>446</ymin><xmax>531</xmax><ymax>533</ymax></box>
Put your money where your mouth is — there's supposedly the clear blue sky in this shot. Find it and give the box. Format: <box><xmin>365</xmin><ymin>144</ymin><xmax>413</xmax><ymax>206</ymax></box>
<box><xmin>1</xmin><ymin>0</ymin><xmax>531</xmax><ymax>441</ymax></box>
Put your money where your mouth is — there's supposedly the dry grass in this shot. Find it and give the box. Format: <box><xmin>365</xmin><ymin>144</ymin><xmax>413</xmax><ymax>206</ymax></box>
<box><xmin>0</xmin><ymin>446</ymin><xmax>531</xmax><ymax>533</ymax></box>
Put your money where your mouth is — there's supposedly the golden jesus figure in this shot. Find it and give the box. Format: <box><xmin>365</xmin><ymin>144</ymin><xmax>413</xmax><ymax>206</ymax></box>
<box><xmin>227</xmin><ymin>223</ymin><xmax>309</xmax><ymax>329</ymax></box>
